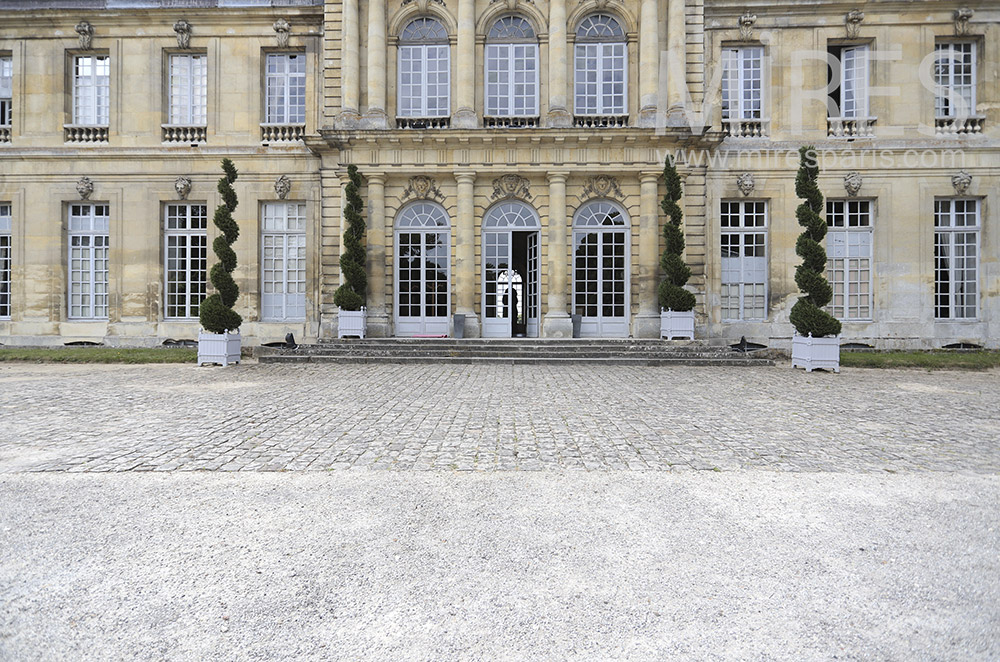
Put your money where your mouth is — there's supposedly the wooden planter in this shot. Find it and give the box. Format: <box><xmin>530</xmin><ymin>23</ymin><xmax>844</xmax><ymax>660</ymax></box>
<box><xmin>338</xmin><ymin>308</ymin><xmax>367</xmax><ymax>339</ymax></box>
<box><xmin>197</xmin><ymin>330</ymin><xmax>241</xmax><ymax>366</ymax></box>
<box><xmin>660</xmin><ymin>309</ymin><xmax>695</xmax><ymax>340</ymax></box>
<box><xmin>791</xmin><ymin>333</ymin><xmax>841</xmax><ymax>373</ymax></box>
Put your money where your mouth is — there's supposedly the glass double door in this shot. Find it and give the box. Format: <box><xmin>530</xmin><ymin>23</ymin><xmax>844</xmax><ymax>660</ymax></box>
<box><xmin>483</xmin><ymin>230</ymin><xmax>539</xmax><ymax>338</ymax></box>
<box><xmin>573</xmin><ymin>228</ymin><xmax>629</xmax><ymax>337</ymax></box>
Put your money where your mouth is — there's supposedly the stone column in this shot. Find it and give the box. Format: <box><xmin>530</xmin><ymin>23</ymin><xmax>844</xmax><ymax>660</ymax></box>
<box><xmin>638</xmin><ymin>0</ymin><xmax>660</xmax><ymax>127</ymax></box>
<box><xmin>547</xmin><ymin>0</ymin><xmax>571</xmax><ymax>127</ymax></box>
<box><xmin>543</xmin><ymin>172</ymin><xmax>573</xmax><ymax>337</ymax></box>
<box><xmin>634</xmin><ymin>171</ymin><xmax>661</xmax><ymax>337</ymax></box>
<box><xmin>454</xmin><ymin>0</ymin><xmax>477</xmax><ymax>128</ymax></box>
<box><xmin>454</xmin><ymin>170</ymin><xmax>480</xmax><ymax>337</ymax></box>
<box><xmin>363</xmin><ymin>0</ymin><xmax>388</xmax><ymax>128</ymax></box>
<box><xmin>340</xmin><ymin>0</ymin><xmax>361</xmax><ymax>126</ymax></box>
<box><xmin>366</xmin><ymin>174</ymin><xmax>390</xmax><ymax>336</ymax></box>
<box><xmin>666</xmin><ymin>0</ymin><xmax>688</xmax><ymax>125</ymax></box>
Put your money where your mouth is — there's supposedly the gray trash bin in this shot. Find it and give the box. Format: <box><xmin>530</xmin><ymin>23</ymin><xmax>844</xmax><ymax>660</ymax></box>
<box><xmin>453</xmin><ymin>313</ymin><xmax>465</xmax><ymax>339</ymax></box>
<box><xmin>571</xmin><ymin>314</ymin><xmax>582</xmax><ymax>338</ymax></box>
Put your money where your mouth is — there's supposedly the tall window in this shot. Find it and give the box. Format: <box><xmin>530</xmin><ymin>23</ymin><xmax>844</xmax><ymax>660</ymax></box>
<box><xmin>261</xmin><ymin>202</ymin><xmax>307</xmax><ymax>321</ymax></box>
<box><xmin>721</xmin><ymin>47</ymin><xmax>763</xmax><ymax>124</ymax></box>
<box><xmin>934</xmin><ymin>43</ymin><xmax>976</xmax><ymax>118</ymax></box>
<box><xmin>265</xmin><ymin>53</ymin><xmax>305</xmax><ymax>124</ymax></box>
<box><xmin>828</xmin><ymin>45</ymin><xmax>869</xmax><ymax>119</ymax></box>
<box><xmin>397</xmin><ymin>18</ymin><xmax>450</xmax><ymax>120</ymax></box>
<box><xmin>73</xmin><ymin>55</ymin><xmax>109</xmax><ymax>126</ymax></box>
<box><xmin>168</xmin><ymin>53</ymin><xmax>207</xmax><ymax>126</ymax></box>
<box><xmin>395</xmin><ymin>202</ymin><xmax>450</xmax><ymax>335</ymax></box>
<box><xmin>164</xmin><ymin>203</ymin><xmax>207</xmax><ymax>319</ymax></box>
<box><xmin>826</xmin><ymin>199</ymin><xmax>873</xmax><ymax>320</ymax></box>
<box><xmin>0</xmin><ymin>54</ymin><xmax>11</xmax><ymax>133</ymax></box>
<box><xmin>0</xmin><ymin>203</ymin><xmax>10</xmax><ymax>319</ymax></box>
<box><xmin>574</xmin><ymin>14</ymin><xmax>627</xmax><ymax>117</ymax></box>
<box><xmin>67</xmin><ymin>204</ymin><xmax>109</xmax><ymax>320</ymax></box>
<box><xmin>720</xmin><ymin>200</ymin><xmax>767</xmax><ymax>321</ymax></box>
<box><xmin>485</xmin><ymin>16</ymin><xmax>539</xmax><ymax>120</ymax></box>
<box><xmin>935</xmin><ymin>198</ymin><xmax>979</xmax><ymax>320</ymax></box>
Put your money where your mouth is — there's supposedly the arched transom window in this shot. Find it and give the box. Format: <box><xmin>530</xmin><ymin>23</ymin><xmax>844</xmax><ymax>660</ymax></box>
<box><xmin>398</xmin><ymin>17</ymin><xmax>450</xmax><ymax>119</ymax></box>
<box><xmin>485</xmin><ymin>16</ymin><xmax>539</xmax><ymax>119</ymax></box>
<box><xmin>574</xmin><ymin>200</ymin><xmax>628</xmax><ymax>227</ymax></box>
<box><xmin>484</xmin><ymin>201</ymin><xmax>540</xmax><ymax>228</ymax></box>
<box><xmin>574</xmin><ymin>14</ymin><xmax>627</xmax><ymax>117</ymax></box>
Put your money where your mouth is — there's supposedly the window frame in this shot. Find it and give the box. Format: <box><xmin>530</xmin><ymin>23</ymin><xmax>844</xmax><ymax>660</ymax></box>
<box><xmin>264</xmin><ymin>51</ymin><xmax>306</xmax><ymax>125</ymax></box>
<box><xmin>721</xmin><ymin>46</ymin><xmax>764</xmax><ymax>121</ymax></box>
<box><xmin>163</xmin><ymin>202</ymin><xmax>208</xmax><ymax>321</ymax></box>
<box><xmin>261</xmin><ymin>201</ymin><xmax>307</xmax><ymax>322</ymax></box>
<box><xmin>67</xmin><ymin>203</ymin><xmax>110</xmax><ymax>320</ymax></box>
<box><xmin>485</xmin><ymin>16</ymin><xmax>540</xmax><ymax>119</ymax></box>
<box><xmin>827</xmin><ymin>43</ymin><xmax>870</xmax><ymax>119</ymax></box>
<box><xmin>71</xmin><ymin>53</ymin><xmax>110</xmax><ymax>127</ymax></box>
<box><xmin>826</xmin><ymin>198</ymin><xmax>874</xmax><ymax>321</ymax></box>
<box><xmin>0</xmin><ymin>53</ymin><xmax>12</xmax><ymax>129</ymax></box>
<box><xmin>934</xmin><ymin>41</ymin><xmax>977</xmax><ymax>119</ymax></box>
<box><xmin>167</xmin><ymin>52</ymin><xmax>208</xmax><ymax>127</ymax></box>
<box><xmin>396</xmin><ymin>18</ymin><xmax>451</xmax><ymax>119</ymax></box>
<box><xmin>934</xmin><ymin>197</ymin><xmax>980</xmax><ymax>321</ymax></box>
<box><xmin>0</xmin><ymin>202</ymin><xmax>10</xmax><ymax>319</ymax></box>
<box><xmin>573</xmin><ymin>14</ymin><xmax>628</xmax><ymax>117</ymax></box>
<box><xmin>719</xmin><ymin>199</ymin><xmax>768</xmax><ymax>322</ymax></box>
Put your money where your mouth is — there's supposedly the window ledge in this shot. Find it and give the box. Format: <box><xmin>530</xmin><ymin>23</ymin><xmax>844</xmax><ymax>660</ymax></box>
<box><xmin>484</xmin><ymin>116</ymin><xmax>539</xmax><ymax>128</ymax></box>
<box><xmin>827</xmin><ymin>117</ymin><xmax>876</xmax><ymax>138</ymax></box>
<box><xmin>573</xmin><ymin>115</ymin><xmax>628</xmax><ymax>128</ymax></box>
<box><xmin>260</xmin><ymin>123</ymin><xmax>305</xmax><ymax>142</ymax></box>
<box><xmin>722</xmin><ymin>118</ymin><xmax>769</xmax><ymax>138</ymax></box>
<box><xmin>64</xmin><ymin>125</ymin><xmax>108</xmax><ymax>143</ymax></box>
<box><xmin>162</xmin><ymin>124</ymin><xmax>207</xmax><ymax>144</ymax></box>
<box><xmin>396</xmin><ymin>117</ymin><xmax>450</xmax><ymax>129</ymax></box>
<box><xmin>935</xmin><ymin>115</ymin><xmax>985</xmax><ymax>136</ymax></box>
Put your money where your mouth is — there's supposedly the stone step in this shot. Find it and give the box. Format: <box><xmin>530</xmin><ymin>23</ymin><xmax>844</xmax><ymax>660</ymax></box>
<box><xmin>259</xmin><ymin>354</ymin><xmax>774</xmax><ymax>367</ymax></box>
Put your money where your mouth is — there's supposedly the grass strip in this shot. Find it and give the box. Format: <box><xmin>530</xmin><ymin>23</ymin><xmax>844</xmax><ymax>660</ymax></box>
<box><xmin>841</xmin><ymin>350</ymin><xmax>1000</xmax><ymax>371</ymax></box>
<box><xmin>0</xmin><ymin>347</ymin><xmax>198</xmax><ymax>364</ymax></box>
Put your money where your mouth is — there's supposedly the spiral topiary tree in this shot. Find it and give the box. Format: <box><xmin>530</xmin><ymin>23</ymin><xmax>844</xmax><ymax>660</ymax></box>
<box><xmin>789</xmin><ymin>146</ymin><xmax>841</xmax><ymax>338</ymax></box>
<box><xmin>658</xmin><ymin>155</ymin><xmax>696</xmax><ymax>312</ymax></box>
<box><xmin>199</xmin><ymin>158</ymin><xmax>242</xmax><ymax>334</ymax></box>
<box><xmin>334</xmin><ymin>165</ymin><xmax>366</xmax><ymax>311</ymax></box>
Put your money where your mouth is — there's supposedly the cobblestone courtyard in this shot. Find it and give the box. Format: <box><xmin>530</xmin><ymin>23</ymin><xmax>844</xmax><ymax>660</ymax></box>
<box><xmin>1</xmin><ymin>362</ymin><xmax>997</xmax><ymax>474</ymax></box>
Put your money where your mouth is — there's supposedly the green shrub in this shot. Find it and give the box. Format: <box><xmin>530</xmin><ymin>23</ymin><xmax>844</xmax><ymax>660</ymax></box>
<box><xmin>199</xmin><ymin>159</ymin><xmax>243</xmax><ymax>334</ymax></box>
<box><xmin>334</xmin><ymin>164</ymin><xmax>367</xmax><ymax>311</ymax></box>
<box><xmin>789</xmin><ymin>147</ymin><xmax>841</xmax><ymax>338</ymax></box>
<box><xmin>657</xmin><ymin>155</ymin><xmax>696</xmax><ymax>312</ymax></box>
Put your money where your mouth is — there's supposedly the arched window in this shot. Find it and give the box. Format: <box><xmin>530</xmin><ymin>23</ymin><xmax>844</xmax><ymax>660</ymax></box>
<box><xmin>397</xmin><ymin>18</ymin><xmax>450</xmax><ymax>121</ymax></box>
<box><xmin>395</xmin><ymin>201</ymin><xmax>451</xmax><ymax>335</ymax></box>
<box><xmin>573</xmin><ymin>200</ymin><xmax>630</xmax><ymax>336</ymax></box>
<box><xmin>485</xmin><ymin>16</ymin><xmax>539</xmax><ymax>123</ymax></box>
<box><xmin>574</xmin><ymin>14</ymin><xmax>627</xmax><ymax>118</ymax></box>
<box><xmin>483</xmin><ymin>200</ymin><xmax>540</xmax><ymax>228</ymax></box>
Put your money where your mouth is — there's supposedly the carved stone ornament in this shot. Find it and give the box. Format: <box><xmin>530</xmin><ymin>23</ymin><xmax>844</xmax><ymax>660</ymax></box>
<box><xmin>174</xmin><ymin>176</ymin><xmax>192</xmax><ymax>200</ymax></box>
<box><xmin>845</xmin><ymin>10</ymin><xmax>865</xmax><ymax>39</ymax></box>
<box><xmin>274</xmin><ymin>175</ymin><xmax>292</xmax><ymax>200</ymax></box>
<box><xmin>843</xmin><ymin>171</ymin><xmax>863</xmax><ymax>197</ymax></box>
<box><xmin>739</xmin><ymin>11</ymin><xmax>757</xmax><ymax>42</ymax></box>
<box><xmin>489</xmin><ymin>0</ymin><xmax>535</xmax><ymax>8</ymax></box>
<box><xmin>736</xmin><ymin>172</ymin><xmax>755</xmax><ymax>197</ymax></box>
<box><xmin>582</xmin><ymin>175</ymin><xmax>624</xmax><ymax>200</ymax></box>
<box><xmin>954</xmin><ymin>8</ymin><xmax>974</xmax><ymax>36</ymax></box>
<box><xmin>75</xmin><ymin>20</ymin><xmax>94</xmax><ymax>50</ymax></box>
<box><xmin>491</xmin><ymin>174</ymin><xmax>532</xmax><ymax>201</ymax></box>
<box><xmin>402</xmin><ymin>0</ymin><xmax>446</xmax><ymax>7</ymax></box>
<box><xmin>273</xmin><ymin>19</ymin><xmax>291</xmax><ymax>49</ymax></box>
<box><xmin>76</xmin><ymin>177</ymin><xmax>94</xmax><ymax>200</ymax></box>
<box><xmin>952</xmin><ymin>170</ymin><xmax>972</xmax><ymax>196</ymax></box>
<box><xmin>174</xmin><ymin>20</ymin><xmax>192</xmax><ymax>50</ymax></box>
<box><xmin>401</xmin><ymin>175</ymin><xmax>444</xmax><ymax>202</ymax></box>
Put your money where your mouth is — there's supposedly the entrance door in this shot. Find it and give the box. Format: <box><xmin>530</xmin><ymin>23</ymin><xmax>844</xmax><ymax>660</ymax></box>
<box><xmin>573</xmin><ymin>200</ymin><xmax>630</xmax><ymax>337</ymax></box>
<box><xmin>394</xmin><ymin>202</ymin><xmax>451</xmax><ymax>336</ymax></box>
<box><xmin>482</xmin><ymin>201</ymin><xmax>541</xmax><ymax>338</ymax></box>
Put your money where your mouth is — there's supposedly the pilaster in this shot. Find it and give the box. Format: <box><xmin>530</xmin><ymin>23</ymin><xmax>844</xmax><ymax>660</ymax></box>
<box><xmin>339</xmin><ymin>0</ymin><xmax>361</xmax><ymax>127</ymax></box>
<box><xmin>634</xmin><ymin>170</ymin><xmax>661</xmax><ymax>337</ymax></box>
<box><xmin>365</xmin><ymin>173</ymin><xmax>390</xmax><ymax>336</ymax></box>
<box><xmin>546</xmin><ymin>0</ymin><xmax>572</xmax><ymax>128</ymax></box>
<box><xmin>454</xmin><ymin>0</ymin><xmax>477</xmax><ymax>129</ymax></box>
<box><xmin>362</xmin><ymin>0</ymin><xmax>388</xmax><ymax>129</ymax></box>
<box><xmin>666</xmin><ymin>0</ymin><xmax>689</xmax><ymax>126</ymax></box>
<box><xmin>454</xmin><ymin>170</ymin><xmax>480</xmax><ymax>337</ymax></box>
<box><xmin>543</xmin><ymin>171</ymin><xmax>573</xmax><ymax>337</ymax></box>
<box><xmin>638</xmin><ymin>0</ymin><xmax>660</xmax><ymax>127</ymax></box>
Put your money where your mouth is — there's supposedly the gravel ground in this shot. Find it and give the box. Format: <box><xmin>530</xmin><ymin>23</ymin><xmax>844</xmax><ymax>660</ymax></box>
<box><xmin>2</xmin><ymin>471</ymin><xmax>998</xmax><ymax>661</ymax></box>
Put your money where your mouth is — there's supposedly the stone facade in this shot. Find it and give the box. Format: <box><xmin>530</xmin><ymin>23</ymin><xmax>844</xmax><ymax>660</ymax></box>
<box><xmin>0</xmin><ymin>0</ymin><xmax>997</xmax><ymax>348</ymax></box>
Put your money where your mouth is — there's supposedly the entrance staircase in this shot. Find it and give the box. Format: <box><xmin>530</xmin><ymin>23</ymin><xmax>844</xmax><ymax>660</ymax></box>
<box><xmin>257</xmin><ymin>338</ymin><xmax>775</xmax><ymax>367</ymax></box>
